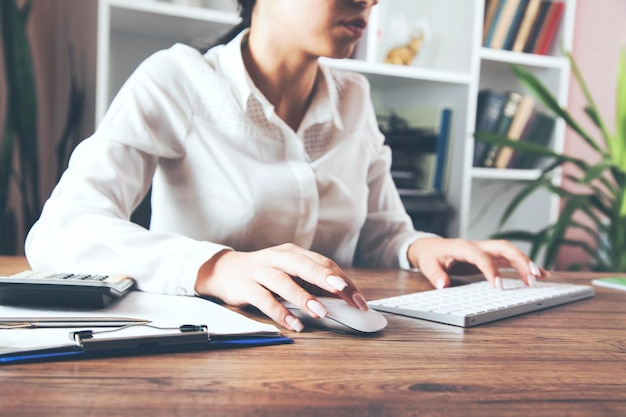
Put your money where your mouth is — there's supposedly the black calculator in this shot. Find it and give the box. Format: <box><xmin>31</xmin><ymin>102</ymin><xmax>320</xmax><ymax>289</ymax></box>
<box><xmin>0</xmin><ymin>270</ymin><xmax>136</xmax><ymax>308</ymax></box>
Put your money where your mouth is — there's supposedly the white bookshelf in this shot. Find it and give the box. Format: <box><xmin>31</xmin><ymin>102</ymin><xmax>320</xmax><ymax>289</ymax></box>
<box><xmin>96</xmin><ymin>0</ymin><xmax>577</xmax><ymax>248</ymax></box>
<box><xmin>470</xmin><ymin>0</ymin><xmax>576</xmax><ymax>255</ymax></box>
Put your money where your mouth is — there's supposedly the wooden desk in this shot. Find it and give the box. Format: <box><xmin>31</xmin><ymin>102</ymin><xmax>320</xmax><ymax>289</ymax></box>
<box><xmin>1</xmin><ymin>256</ymin><xmax>624</xmax><ymax>417</ymax></box>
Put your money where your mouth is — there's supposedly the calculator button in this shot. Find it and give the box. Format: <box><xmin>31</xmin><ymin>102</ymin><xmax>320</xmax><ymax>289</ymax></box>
<box><xmin>71</xmin><ymin>274</ymin><xmax>90</xmax><ymax>280</ymax></box>
<box><xmin>86</xmin><ymin>275</ymin><xmax>108</xmax><ymax>281</ymax></box>
<box><xmin>104</xmin><ymin>274</ymin><xmax>130</xmax><ymax>284</ymax></box>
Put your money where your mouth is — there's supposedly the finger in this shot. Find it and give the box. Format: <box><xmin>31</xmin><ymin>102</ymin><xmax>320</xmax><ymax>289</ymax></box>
<box><xmin>273</xmin><ymin>244</ymin><xmax>353</xmax><ymax>289</ymax></box>
<box><xmin>440</xmin><ymin>240</ymin><xmax>503</xmax><ymax>289</ymax></box>
<box><xmin>251</xmin><ymin>266</ymin><xmax>331</xmax><ymax>318</ymax></box>
<box><xmin>241</xmin><ymin>282</ymin><xmax>305</xmax><ymax>332</ymax></box>
<box><xmin>266</xmin><ymin>244</ymin><xmax>368</xmax><ymax>310</ymax></box>
<box><xmin>410</xmin><ymin>238</ymin><xmax>501</xmax><ymax>289</ymax></box>
<box><xmin>415</xmin><ymin>256</ymin><xmax>451</xmax><ymax>289</ymax></box>
<box><xmin>474</xmin><ymin>240</ymin><xmax>544</xmax><ymax>286</ymax></box>
<box><xmin>292</xmin><ymin>276</ymin><xmax>334</xmax><ymax>297</ymax></box>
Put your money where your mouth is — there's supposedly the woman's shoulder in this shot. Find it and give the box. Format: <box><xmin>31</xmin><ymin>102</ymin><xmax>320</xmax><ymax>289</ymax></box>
<box><xmin>136</xmin><ymin>43</ymin><xmax>211</xmax><ymax>77</ymax></box>
<box><xmin>126</xmin><ymin>43</ymin><xmax>227</xmax><ymax>108</ymax></box>
<box><xmin>131</xmin><ymin>43</ymin><xmax>233</xmax><ymax>93</ymax></box>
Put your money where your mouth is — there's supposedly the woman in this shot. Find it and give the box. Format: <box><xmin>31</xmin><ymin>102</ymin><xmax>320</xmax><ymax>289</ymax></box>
<box><xmin>26</xmin><ymin>0</ymin><xmax>545</xmax><ymax>332</ymax></box>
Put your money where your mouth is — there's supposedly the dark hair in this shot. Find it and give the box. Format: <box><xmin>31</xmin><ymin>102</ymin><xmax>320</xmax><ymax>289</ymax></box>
<box><xmin>197</xmin><ymin>0</ymin><xmax>255</xmax><ymax>53</ymax></box>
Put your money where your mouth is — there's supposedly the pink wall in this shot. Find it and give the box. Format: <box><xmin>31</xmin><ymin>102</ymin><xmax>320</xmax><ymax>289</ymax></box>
<box><xmin>556</xmin><ymin>0</ymin><xmax>626</xmax><ymax>269</ymax></box>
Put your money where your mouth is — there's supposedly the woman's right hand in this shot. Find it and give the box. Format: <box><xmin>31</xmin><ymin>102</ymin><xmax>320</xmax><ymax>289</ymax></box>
<box><xmin>194</xmin><ymin>243</ymin><xmax>369</xmax><ymax>332</ymax></box>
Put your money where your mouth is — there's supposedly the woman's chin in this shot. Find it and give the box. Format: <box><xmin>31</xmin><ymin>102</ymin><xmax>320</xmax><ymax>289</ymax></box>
<box><xmin>323</xmin><ymin>44</ymin><xmax>358</xmax><ymax>60</ymax></box>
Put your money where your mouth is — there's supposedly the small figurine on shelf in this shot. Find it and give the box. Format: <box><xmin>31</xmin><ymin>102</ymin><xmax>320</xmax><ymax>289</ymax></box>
<box><xmin>383</xmin><ymin>15</ymin><xmax>429</xmax><ymax>67</ymax></box>
<box><xmin>385</xmin><ymin>27</ymin><xmax>425</xmax><ymax>66</ymax></box>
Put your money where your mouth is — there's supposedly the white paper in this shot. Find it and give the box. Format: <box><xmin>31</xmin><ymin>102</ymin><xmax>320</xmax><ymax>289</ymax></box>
<box><xmin>0</xmin><ymin>291</ymin><xmax>279</xmax><ymax>353</ymax></box>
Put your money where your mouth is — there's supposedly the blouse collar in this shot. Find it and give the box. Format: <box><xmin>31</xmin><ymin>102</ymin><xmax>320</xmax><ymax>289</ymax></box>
<box><xmin>211</xmin><ymin>29</ymin><xmax>344</xmax><ymax>131</ymax></box>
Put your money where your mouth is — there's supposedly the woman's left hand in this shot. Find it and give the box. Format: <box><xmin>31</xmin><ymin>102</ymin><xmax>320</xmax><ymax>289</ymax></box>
<box><xmin>407</xmin><ymin>237</ymin><xmax>547</xmax><ymax>290</ymax></box>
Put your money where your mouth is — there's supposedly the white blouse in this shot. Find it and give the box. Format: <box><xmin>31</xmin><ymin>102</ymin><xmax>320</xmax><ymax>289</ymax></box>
<box><xmin>25</xmin><ymin>31</ymin><xmax>434</xmax><ymax>296</ymax></box>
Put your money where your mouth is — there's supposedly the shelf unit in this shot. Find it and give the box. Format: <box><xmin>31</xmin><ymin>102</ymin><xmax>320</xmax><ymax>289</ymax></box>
<box><xmin>96</xmin><ymin>0</ymin><xmax>576</xmax><ymax>248</ymax></box>
<box><xmin>470</xmin><ymin>1</ymin><xmax>576</xmax><ymax>253</ymax></box>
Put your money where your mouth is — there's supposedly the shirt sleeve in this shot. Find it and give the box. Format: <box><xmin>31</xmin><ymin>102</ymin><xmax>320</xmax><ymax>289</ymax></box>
<box><xmin>25</xmin><ymin>45</ymin><xmax>230</xmax><ymax>296</ymax></box>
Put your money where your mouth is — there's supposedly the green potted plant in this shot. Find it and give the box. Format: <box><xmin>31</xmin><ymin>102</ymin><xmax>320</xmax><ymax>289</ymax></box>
<box><xmin>475</xmin><ymin>49</ymin><xmax>626</xmax><ymax>271</ymax></box>
<box><xmin>0</xmin><ymin>0</ymin><xmax>84</xmax><ymax>254</ymax></box>
<box><xmin>0</xmin><ymin>0</ymin><xmax>40</xmax><ymax>255</ymax></box>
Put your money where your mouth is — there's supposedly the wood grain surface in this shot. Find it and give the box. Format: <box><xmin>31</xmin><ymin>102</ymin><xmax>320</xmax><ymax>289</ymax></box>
<box><xmin>0</xmin><ymin>256</ymin><xmax>625</xmax><ymax>417</ymax></box>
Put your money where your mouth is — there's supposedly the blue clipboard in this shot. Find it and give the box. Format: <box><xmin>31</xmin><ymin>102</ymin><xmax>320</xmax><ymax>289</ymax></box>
<box><xmin>0</xmin><ymin>324</ymin><xmax>293</xmax><ymax>365</ymax></box>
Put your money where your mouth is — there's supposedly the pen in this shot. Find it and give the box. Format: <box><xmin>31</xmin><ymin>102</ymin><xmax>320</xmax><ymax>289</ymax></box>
<box><xmin>0</xmin><ymin>317</ymin><xmax>150</xmax><ymax>329</ymax></box>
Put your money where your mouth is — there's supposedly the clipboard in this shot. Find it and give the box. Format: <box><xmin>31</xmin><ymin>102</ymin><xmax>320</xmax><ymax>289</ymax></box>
<box><xmin>0</xmin><ymin>291</ymin><xmax>293</xmax><ymax>365</ymax></box>
<box><xmin>0</xmin><ymin>323</ymin><xmax>292</xmax><ymax>365</ymax></box>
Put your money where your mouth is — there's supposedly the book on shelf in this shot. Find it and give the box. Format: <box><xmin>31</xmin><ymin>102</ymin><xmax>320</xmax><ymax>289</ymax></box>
<box><xmin>483</xmin><ymin>0</ymin><xmax>564</xmax><ymax>55</ymax></box>
<box><xmin>473</xmin><ymin>89</ymin><xmax>507</xmax><ymax>167</ymax></box>
<box><xmin>507</xmin><ymin>111</ymin><xmax>556</xmax><ymax>169</ymax></box>
<box><xmin>494</xmin><ymin>94</ymin><xmax>535</xmax><ymax>168</ymax></box>
<box><xmin>522</xmin><ymin>0</ymin><xmax>553</xmax><ymax>53</ymax></box>
<box><xmin>533</xmin><ymin>1</ymin><xmax>565</xmax><ymax>55</ymax></box>
<box><xmin>481</xmin><ymin>91</ymin><xmax>523</xmax><ymax>168</ymax></box>
<box><xmin>378</xmin><ymin>105</ymin><xmax>453</xmax><ymax>192</ymax></box>
<box><xmin>511</xmin><ymin>0</ymin><xmax>542</xmax><ymax>52</ymax></box>
<box><xmin>474</xmin><ymin>88</ymin><xmax>556</xmax><ymax>170</ymax></box>
<box><xmin>488</xmin><ymin>0</ymin><xmax>523</xmax><ymax>50</ymax></box>
<box><xmin>483</xmin><ymin>0</ymin><xmax>507</xmax><ymax>47</ymax></box>
<box><xmin>483</xmin><ymin>0</ymin><xmax>501</xmax><ymax>43</ymax></box>
<box><xmin>502</xmin><ymin>0</ymin><xmax>531</xmax><ymax>50</ymax></box>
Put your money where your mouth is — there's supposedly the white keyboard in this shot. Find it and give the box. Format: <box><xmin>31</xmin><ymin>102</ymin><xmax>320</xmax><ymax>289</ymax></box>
<box><xmin>368</xmin><ymin>278</ymin><xmax>594</xmax><ymax>327</ymax></box>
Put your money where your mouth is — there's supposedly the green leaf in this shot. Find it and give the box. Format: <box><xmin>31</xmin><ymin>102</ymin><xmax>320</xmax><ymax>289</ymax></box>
<box><xmin>559</xmin><ymin>238</ymin><xmax>597</xmax><ymax>258</ymax></box>
<box><xmin>580</xmin><ymin>159</ymin><xmax>613</xmax><ymax>184</ymax></box>
<box><xmin>0</xmin><ymin>0</ymin><xmax>40</xmax><ymax>233</ymax></box>
<box><xmin>0</xmin><ymin>123</ymin><xmax>14</xmax><ymax>215</ymax></box>
<box><xmin>491</xmin><ymin>230</ymin><xmax>538</xmax><ymax>242</ymax></box>
<box><xmin>567</xmin><ymin>51</ymin><xmax>617</xmax><ymax>163</ymax></box>
<box><xmin>568</xmin><ymin>220</ymin><xmax>602</xmax><ymax>244</ymax></box>
<box><xmin>585</xmin><ymin>194</ymin><xmax>612</xmax><ymax>226</ymax></box>
<box><xmin>512</xmin><ymin>64</ymin><xmax>604</xmax><ymax>155</ymax></box>
<box><xmin>474</xmin><ymin>131</ymin><xmax>597</xmax><ymax>178</ymax></box>
<box><xmin>491</xmin><ymin>228</ymin><xmax>548</xmax><ymax>265</ymax></box>
<box><xmin>542</xmin><ymin>195</ymin><xmax>588</xmax><ymax>268</ymax></box>
<box><xmin>584</xmin><ymin>105</ymin><xmax>601</xmax><ymax>128</ymax></box>
<box><xmin>474</xmin><ymin>131</ymin><xmax>562</xmax><ymax>159</ymax></box>
<box><xmin>617</xmin><ymin>49</ymin><xmax>626</xmax><ymax>176</ymax></box>
<box><xmin>497</xmin><ymin>176</ymin><xmax>552</xmax><ymax>229</ymax></box>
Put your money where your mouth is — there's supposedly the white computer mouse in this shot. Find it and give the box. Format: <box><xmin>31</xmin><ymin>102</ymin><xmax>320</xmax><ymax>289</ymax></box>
<box><xmin>281</xmin><ymin>296</ymin><xmax>388</xmax><ymax>334</ymax></box>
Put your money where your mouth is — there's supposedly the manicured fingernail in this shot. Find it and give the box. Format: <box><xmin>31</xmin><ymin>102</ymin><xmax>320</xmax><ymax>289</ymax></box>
<box><xmin>527</xmin><ymin>274</ymin><xmax>537</xmax><ymax>286</ymax></box>
<box><xmin>529</xmin><ymin>261</ymin><xmax>541</xmax><ymax>276</ymax></box>
<box><xmin>436</xmin><ymin>278</ymin><xmax>445</xmax><ymax>289</ymax></box>
<box><xmin>494</xmin><ymin>276</ymin><xmax>504</xmax><ymax>290</ymax></box>
<box><xmin>306</xmin><ymin>299</ymin><xmax>328</xmax><ymax>318</ymax></box>
<box><xmin>352</xmin><ymin>292</ymin><xmax>369</xmax><ymax>311</ymax></box>
<box><xmin>326</xmin><ymin>275</ymin><xmax>347</xmax><ymax>291</ymax></box>
<box><xmin>285</xmin><ymin>315</ymin><xmax>304</xmax><ymax>332</ymax></box>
